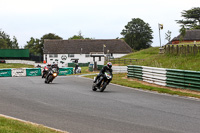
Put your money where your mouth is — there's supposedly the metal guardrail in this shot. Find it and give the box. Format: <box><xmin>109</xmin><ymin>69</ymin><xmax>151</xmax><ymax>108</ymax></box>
<box><xmin>166</xmin><ymin>69</ymin><xmax>200</xmax><ymax>91</ymax></box>
<box><xmin>142</xmin><ymin>66</ymin><xmax>167</xmax><ymax>86</ymax></box>
<box><xmin>127</xmin><ymin>65</ymin><xmax>200</xmax><ymax>91</ymax></box>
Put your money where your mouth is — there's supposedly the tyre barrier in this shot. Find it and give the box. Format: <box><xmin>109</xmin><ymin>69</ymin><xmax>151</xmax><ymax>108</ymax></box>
<box><xmin>0</xmin><ymin>67</ymin><xmax>73</xmax><ymax>77</ymax></box>
<box><xmin>127</xmin><ymin>65</ymin><xmax>200</xmax><ymax>91</ymax></box>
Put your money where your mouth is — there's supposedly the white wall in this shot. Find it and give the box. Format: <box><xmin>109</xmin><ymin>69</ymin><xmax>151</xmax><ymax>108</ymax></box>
<box><xmin>44</xmin><ymin>54</ymin><xmax>105</xmax><ymax>67</ymax></box>
<box><xmin>44</xmin><ymin>53</ymin><xmax>128</xmax><ymax>68</ymax></box>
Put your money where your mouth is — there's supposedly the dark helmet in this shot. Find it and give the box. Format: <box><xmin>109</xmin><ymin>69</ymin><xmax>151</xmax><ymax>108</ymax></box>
<box><xmin>107</xmin><ymin>62</ymin><xmax>112</xmax><ymax>68</ymax></box>
<box><xmin>52</xmin><ymin>64</ymin><xmax>58</xmax><ymax>67</ymax></box>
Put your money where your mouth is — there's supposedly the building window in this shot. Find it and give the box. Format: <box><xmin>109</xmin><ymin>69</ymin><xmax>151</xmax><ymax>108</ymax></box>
<box><xmin>68</xmin><ymin>54</ymin><xmax>74</xmax><ymax>57</ymax></box>
<box><xmin>85</xmin><ymin>54</ymin><xmax>90</xmax><ymax>57</ymax></box>
<box><xmin>99</xmin><ymin>57</ymin><xmax>101</xmax><ymax>61</ymax></box>
<box><xmin>49</xmin><ymin>54</ymin><xmax>58</xmax><ymax>58</ymax></box>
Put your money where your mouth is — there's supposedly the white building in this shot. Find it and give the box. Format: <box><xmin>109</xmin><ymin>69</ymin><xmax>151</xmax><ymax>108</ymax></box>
<box><xmin>43</xmin><ymin>39</ymin><xmax>132</xmax><ymax>67</ymax></box>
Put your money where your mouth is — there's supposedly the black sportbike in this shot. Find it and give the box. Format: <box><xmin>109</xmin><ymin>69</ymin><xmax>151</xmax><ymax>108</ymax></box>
<box><xmin>45</xmin><ymin>68</ymin><xmax>58</xmax><ymax>84</ymax></box>
<box><xmin>92</xmin><ymin>71</ymin><xmax>112</xmax><ymax>92</ymax></box>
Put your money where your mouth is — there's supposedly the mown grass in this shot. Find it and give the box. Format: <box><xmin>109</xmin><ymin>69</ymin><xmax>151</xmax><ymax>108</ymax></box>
<box><xmin>0</xmin><ymin>115</ymin><xmax>67</xmax><ymax>133</ymax></box>
<box><xmin>85</xmin><ymin>73</ymin><xmax>200</xmax><ymax>99</ymax></box>
<box><xmin>176</xmin><ymin>41</ymin><xmax>200</xmax><ymax>45</ymax></box>
<box><xmin>0</xmin><ymin>63</ymin><xmax>34</xmax><ymax>69</ymax></box>
<box><xmin>112</xmin><ymin>47</ymin><xmax>200</xmax><ymax>71</ymax></box>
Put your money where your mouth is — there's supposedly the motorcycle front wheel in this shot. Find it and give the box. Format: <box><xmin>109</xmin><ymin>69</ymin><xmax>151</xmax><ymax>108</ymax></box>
<box><xmin>99</xmin><ymin>82</ymin><xmax>107</xmax><ymax>92</ymax></box>
<box><xmin>47</xmin><ymin>75</ymin><xmax>53</xmax><ymax>84</ymax></box>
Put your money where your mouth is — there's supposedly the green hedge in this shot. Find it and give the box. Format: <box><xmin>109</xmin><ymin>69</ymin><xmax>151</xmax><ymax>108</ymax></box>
<box><xmin>68</xmin><ymin>62</ymin><xmax>90</xmax><ymax>67</ymax></box>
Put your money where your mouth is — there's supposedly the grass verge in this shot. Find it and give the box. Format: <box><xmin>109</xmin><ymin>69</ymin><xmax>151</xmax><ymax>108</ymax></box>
<box><xmin>85</xmin><ymin>73</ymin><xmax>200</xmax><ymax>99</ymax></box>
<box><xmin>0</xmin><ymin>63</ymin><xmax>34</xmax><ymax>69</ymax></box>
<box><xmin>0</xmin><ymin>115</ymin><xmax>67</xmax><ymax>133</ymax></box>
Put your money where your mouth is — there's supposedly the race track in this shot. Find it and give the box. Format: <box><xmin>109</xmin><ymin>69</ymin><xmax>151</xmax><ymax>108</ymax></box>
<box><xmin>0</xmin><ymin>76</ymin><xmax>200</xmax><ymax>133</ymax></box>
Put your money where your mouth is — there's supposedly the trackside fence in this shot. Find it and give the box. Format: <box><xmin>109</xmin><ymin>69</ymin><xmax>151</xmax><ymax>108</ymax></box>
<box><xmin>127</xmin><ymin>65</ymin><xmax>200</xmax><ymax>91</ymax></box>
<box><xmin>112</xmin><ymin>66</ymin><xmax>127</xmax><ymax>73</ymax></box>
<box><xmin>0</xmin><ymin>67</ymin><xmax>73</xmax><ymax>77</ymax></box>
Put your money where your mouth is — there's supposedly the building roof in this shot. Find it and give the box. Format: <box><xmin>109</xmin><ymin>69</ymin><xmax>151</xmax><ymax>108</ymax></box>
<box><xmin>171</xmin><ymin>29</ymin><xmax>200</xmax><ymax>41</ymax></box>
<box><xmin>43</xmin><ymin>39</ymin><xmax>132</xmax><ymax>54</ymax></box>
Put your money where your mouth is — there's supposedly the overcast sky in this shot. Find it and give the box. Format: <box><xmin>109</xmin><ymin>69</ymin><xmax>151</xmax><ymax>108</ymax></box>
<box><xmin>1</xmin><ymin>0</ymin><xmax>200</xmax><ymax>48</ymax></box>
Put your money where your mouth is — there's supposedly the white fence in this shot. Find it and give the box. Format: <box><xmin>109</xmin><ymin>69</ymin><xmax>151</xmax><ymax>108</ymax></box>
<box><xmin>5</xmin><ymin>60</ymin><xmax>35</xmax><ymax>65</ymax></box>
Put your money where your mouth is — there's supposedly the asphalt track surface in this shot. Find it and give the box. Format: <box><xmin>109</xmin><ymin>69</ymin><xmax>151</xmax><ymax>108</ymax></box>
<box><xmin>0</xmin><ymin>76</ymin><xmax>200</xmax><ymax>133</ymax></box>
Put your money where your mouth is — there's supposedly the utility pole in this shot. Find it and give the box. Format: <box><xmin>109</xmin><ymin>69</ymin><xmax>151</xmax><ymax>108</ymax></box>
<box><xmin>103</xmin><ymin>44</ymin><xmax>106</xmax><ymax>54</ymax></box>
<box><xmin>158</xmin><ymin>23</ymin><xmax>163</xmax><ymax>47</ymax></box>
<box><xmin>158</xmin><ymin>24</ymin><xmax>164</xmax><ymax>54</ymax></box>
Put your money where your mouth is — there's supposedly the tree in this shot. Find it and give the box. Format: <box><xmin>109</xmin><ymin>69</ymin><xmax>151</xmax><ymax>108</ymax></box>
<box><xmin>0</xmin><ymin>29</ymin><xmax>19</xmax><ymax>49</ymax></box>
<box><xmin>11</xmin><ymin>36</ymin><xmax>19</xmax><ymax>49</ymax></box>
<box><xmin>0</xmin><ymin>38</ymin><xmax>7</xmax><ymax>49</ymax></box>
<box><xmin>24</xmin><ymin>33</ymin><xmax>62</xmax><ymax>55</ymax></box>
<box><xmin>24</xmin><ymin>37</ymin><xmax>36</xmax><ymax>54</ymax></box>
<box><xmin>165</xmin><ymin>30</ymin><xmax>172</xmax><ymax>43</ymax></box>
<box><xmin>179</xmin><ymin>25</ymin><xmax>186</xmax><ymax>43</ymax></box>
<box><xmin>120</xmin><ymin>18</ymin><xmax>153</xmax><ymax>50</ymax></box>
<box><xmin>68</xmin><ymin>31</ymin><xmax>84</xmax><ymax>40</ymax></box>
<box><xmin>176</xmin><ymin>7</ymin><xmax>200</xmax><ymax>29</ymax></box>
<box><xmin>68</xmin><ymin>31</ymin><xmax>93</xmax><ymax>40</ymax></box>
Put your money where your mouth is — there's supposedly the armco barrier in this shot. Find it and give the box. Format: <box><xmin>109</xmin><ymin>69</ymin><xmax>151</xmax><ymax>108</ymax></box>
<box><xmin>26</xmin><ymin>68</ymin><xmax>42</xmax><ymax>76</ymax></box>
<box><xmin>166</xmin><ymin>69</ymin><xmax>185</xmax><ymax>89</ymax></box>
<box><xmin>127</xmin><ymin>65</ymin><xmax>200</xmax><ymax>91</ymax></box>
<box><xmin>58</xmin><ymin>67</ymin><xmax>73</xmax><ymax>76</ymax></box>
<box><xmin>184</xmin><ymin>70</ymin><xmax>200</xmax><ymax>90</ymax></box>
<box><xmin>166</xmin><ymin>69</ymin><xmax>200</xmax><ymax>91</ymax></box>
<box><xmin>142</xmin><ymin>66</ymin><xmax>167</xmax><ymax>86</ymax></box>
<box><xmin>0</xmin><ymin>69</ymin><xmax>12</xmax><ymax>77</ymax></box>
<box><xmin>127</xmin><ymin>65</ymin><xmax>143</xmax><ymax>80</ymax></box>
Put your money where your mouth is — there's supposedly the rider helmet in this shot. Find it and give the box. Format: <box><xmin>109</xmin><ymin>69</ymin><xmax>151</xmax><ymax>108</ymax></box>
<box><xmin>47</xmin><ymin>63</ymin><xmax>51</xmax><ymax>67</ymax></box>
<box><xmin>52</xmin><ymin>64</ymin><xmax>58</xmax><ymax>68</ymax></box>
<box><xmin>107</xmin><ymin>62</ymin><xmax>112</xmax><ymax>69</ymax></box>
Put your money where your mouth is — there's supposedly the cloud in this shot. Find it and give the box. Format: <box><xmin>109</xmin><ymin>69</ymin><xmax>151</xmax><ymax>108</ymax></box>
<box><xmin>0</xmin><ymin>0</ymin><xmax>53</xmax><ymax>14</ymax></box>
<box><xmin>1</xmin><ymin>0</ymin><xmax>200</xmax><ymax>47</ymax></box>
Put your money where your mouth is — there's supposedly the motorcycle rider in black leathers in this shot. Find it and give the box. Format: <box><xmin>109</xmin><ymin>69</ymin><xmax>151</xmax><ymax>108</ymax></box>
<box><xmin>45</xmin><ymin>63</ymin><xmax>59</xmax><ymax>83</ymax></box>
<box><xmin>94</xmin><ymin>62</ymin><xmax>113</xmax><ymax>87</ymax></box>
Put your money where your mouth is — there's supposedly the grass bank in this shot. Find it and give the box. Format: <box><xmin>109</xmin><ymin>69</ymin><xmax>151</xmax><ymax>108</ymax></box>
<box><xmin>112</xmin><ymin>47</ymin><xmax>200</xmax><ymax>71</ymax></box>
